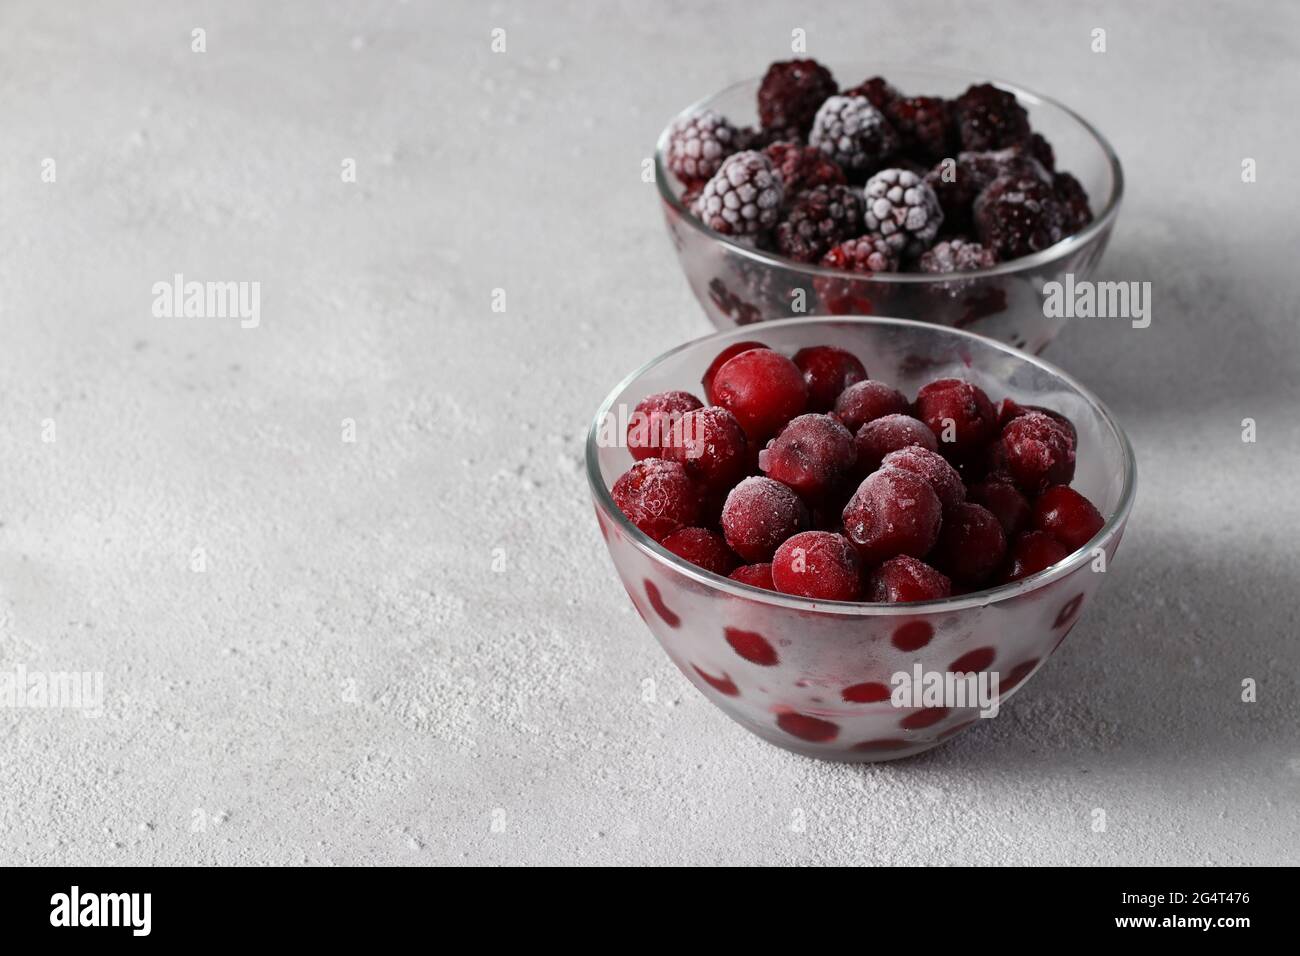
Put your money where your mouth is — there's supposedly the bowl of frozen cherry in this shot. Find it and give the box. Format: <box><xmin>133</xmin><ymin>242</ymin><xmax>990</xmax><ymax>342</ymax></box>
<box><xmin>656</xmin><ymin>62</ymin><xmax>1123</xmax><ymax>353</ymax></box>
<box><xmin>588</xmin><ymin>317</ymin><xmax>1135</xmax><ymax>762</ymax></box>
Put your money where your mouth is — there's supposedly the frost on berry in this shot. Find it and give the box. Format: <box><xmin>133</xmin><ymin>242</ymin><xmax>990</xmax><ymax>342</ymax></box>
<box><xmin>757</xmin><ymin>59</ymin><xmax>838</xmax><ymax>136</ymax></box>
<box><xmin>862</xmin><ymin>167</ymin><xmax>943</xmax><ymax>256</ymax></box>
<box><xmin>774</xmin><ymin>184</ymin><xmax>864</xmax><ymax>263</ymax></box>
<box><xmin>973</xmin><ymin>174</ymin><xmax>1068</xmax><ymax>260</ymax></box>
<box><xmin>808</xmin><ymin>95</ymin><xmax>900</xmax><ymax>176</ymax></box>
<box><xmin>692</xmin><ymin>150</ymin><xmax>784</xmax><ymax>237</ymax></box>
<box><xmin>667</xmin><ymin>109</ymin><xmax>742</xmax><ymax>184</ymax></box>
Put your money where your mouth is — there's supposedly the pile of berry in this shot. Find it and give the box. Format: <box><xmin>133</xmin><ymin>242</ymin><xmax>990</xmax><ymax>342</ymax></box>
<box><xmin>666</xmin><ymin>59</ymin><xmax>1093</xmax><ymax>275</ymax></box>
<box><xmin>613</xmin><ymin>342</ymin><xmax>1104</xmax><ymax>602</ymax></box>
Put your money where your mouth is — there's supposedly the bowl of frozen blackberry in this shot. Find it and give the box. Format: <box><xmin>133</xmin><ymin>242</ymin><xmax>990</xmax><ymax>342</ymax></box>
<box><xmin>656</xmin><ymin>62</ymin><xmax>1123</xmax><ymax>353</ymax></box>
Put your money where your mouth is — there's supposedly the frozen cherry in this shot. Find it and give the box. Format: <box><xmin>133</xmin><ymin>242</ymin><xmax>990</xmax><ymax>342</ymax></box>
<box><xmin>729</xmin><ymin>562</ymin><xmax>776</xmax><ymax>591</ymax></box>
<box><xmin>725</xmin><ymin>626</ymin><xmax>779</xmax><ymax>665</ymax></box>
<box><xmin>626</xmin><ymin>390</ymin><xmax>703</xmax><ymax>461</ymax></box>
<box><xmin>772</xmin><ymin>531</ymin><xmax>862</xmax><ymax>601</ymax></box>
<box><xmin>721</xmin><ymin>476</ymin><xmax>809</xmax><ymax>562</ymax></box>
<box><xmin>711</xmin><ymin>348</ymin><xmax>808</xmax><ymax>440</ymax></box>
<box><xmin>664</xmin><ymin>406</ymin><xmax>748</xmax><ymax>492</ymax></box>
<box><xmin>932</xmin><ymin>502</ymin><xmax>1007</xmax><ymax>586</ymax></box>
<box><xmin>842</xmin><ymin>468</ymin><xmax>943</xmax><ymax>565</ymax></box>
<box><xmin>1004</xmin><ymin>530</ymin><xmax>1070</xmax><ymax>581</ymax></box>
<box><xmin>611</xmin><ymin>458</ymin><xmax>701</xmax><ymax>542</ymax></box>
<box><xmin>999</xmin><ymin>397</ymin><xmax>1078</xmax><ymax>444</ymax></box>
<box><xmin>759</xmin><ymin>413</ymin><xmax>856</xmax><ymax>500</ymax></box>
<box><xmin>967</xmin><ymin>479</ymin><xmax>1030</xmax><ymax>537</ymax></box>
<box><xmin>661</xmin><ymin>527</ymin><xmax>738</xmax><ymax>575</ymax></box>
<box><xmin>881</xmin><ymin>445</ymin><xmax>965</xmax><ymax>509</ymax></box>
<box><xmin>792</xmin><ymin>346</ymin><xmax>868</xmax><ymax>412</ymax></box>
<box><xmin>914</xmin><ymin>378</ymin><xmax>997</xmax><ymax>459</ymax></box>
<box><xmin>1033</xmin><ymin>485</ymin><xmax>1104</xmax><ymax>550</ymax></box>
<box><xmin>855</xmin><ymin>414</ymin><xmax>938</xmax><ymax>474</ymax></box>
<box><xmin>776</xmin><ymin>712</ymin><xmax>840</xmax><ymax>743</ymax></box>
<box><xmin>701</xmin><ymin>341</ymin><xmax>768</xmax><ymax>404</ymax></box>
<box><xmin>865</xmin><ymin>556</ymin><xmax>952</xmax><ymax>603</ymax></box>
<box><xmin>999</xmin><ymin>411</ymin><xmax>1076</xmax><ymax>494</ymax></box>
<box><xmin>833</xmin><ymin>379</ymin><xmax>910</xmax><ymax>432</ymax></box>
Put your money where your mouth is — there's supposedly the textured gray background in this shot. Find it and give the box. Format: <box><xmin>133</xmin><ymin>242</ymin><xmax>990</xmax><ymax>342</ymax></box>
<box><xmin>2</xmin><ymin>0</ymin><xmax>1297</xmax><ymax>866</ymax></box>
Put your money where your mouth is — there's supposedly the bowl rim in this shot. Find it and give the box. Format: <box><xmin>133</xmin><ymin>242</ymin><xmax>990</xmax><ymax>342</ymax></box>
<box><xmin>585</xmin><ymin>315</ymin><xmax>1137</xmax><ymax>616</ymax></box>
<box><xmin>654</xmin><ymin>62</ymin><xmax>1125</xmax><ymax>284</ymax></box>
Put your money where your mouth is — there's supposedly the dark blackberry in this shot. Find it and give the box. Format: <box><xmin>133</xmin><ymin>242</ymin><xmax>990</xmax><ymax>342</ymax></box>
<box><xmin>973</xmin><ymin>175</ymin><xmax>1067</xmax><ymax>260</ymax></box>
<box><xmin>917</xmin><ymin>237</ymin><xmax>997</xmax><ymax>275</ymax></box>
<box><xmin>814</xmin><ymin>236</ymin><xmax>899</xmax><ymax>315</ymax></box>
<box><xmin>808</xmin><ymin>95</ymin><xmax>900</xmax><ymax>176</ymax></box>
<box><xmin>692</xmin><ymin>150</ymin><xmax>784</xmax><ymax>237</ymax></box>
<box><xmin>842</xmin><ymin>76</ymin><xmax>899</xmax><ymax>111</ymax></box>
<box><xmin>763</xmin><ymin>141</ymin><xmax>846</xmax><ymax>195</ymax></box>
<box><xmin>757</xmin><ymin>59</ymin><xmax>837</xmax><ymax>136</ymax></box>
<box><xmin>885</xmin><ymin>95</ymin><xmax>957</xmax><ymax>163</ymax></box>
<box><xmin>1024</xmin><ymin>132</ymin><xmax>1055</xmax><ymax>172</ymax></box>
<box><xmin>862</xmin><ymin>167</ymin><xmax>943</xmax><ymax>256</ymax></box>
<box><xmin>924</xmin><ymin>147</ymin><xmax>1051</xmax><ymax>233</ymax></box>
<box><xmin>954</xmin><ymin>83</ymin><xmax>1030</xmax><ymax>151</ymax></box>
<box><xmin>1053</xmin><ymin>171</ymin><xmax>1094</xmax><ymax>232</ymax></box>
<box><xmin>774</xmin><ymin>184</ymin><xmax>865</xmax><ymax>263</ymax></box>
<box><xmin>666</xmin><ymin>109</ymin><xmax>742</xmax><ymax>184</ymax></box>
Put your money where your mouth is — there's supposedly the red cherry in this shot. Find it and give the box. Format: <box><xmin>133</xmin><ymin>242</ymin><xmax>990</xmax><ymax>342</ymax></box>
<box><xmin>881</xmin><ymin>445</ymin><xmax>966</xmax><ymax>509</ymax></box>
<box><xmin>729</xmin><ymin>563</ymin><xmax>776</xmax><ymax>591</ymax></box>
<box><xmin>627</xmin><ymin>390</ymin><xmax>703</xmax><ymax>460</ymax></box>
<box><xmin>721</xmin><ymin>476</ymin><xmax>809</xmax><ymax>562</ymax></box>
<box><xmin>948</xmin><ymin>646</ymin><xmax>995</xmax><ymax>673</ymax></box>
<box><xmin>1033</xmin><ymin>485</ymin><xmax>1104</xmax><ymax>550</ymax></box>
<box><xmin>693</xmin><ymin>665</ymin><xmax>740</xmax><ymax>697</ymax></box>
<box><xmin>759</xmin><ymin>413</ymin><xmax>857</xmax><ymax>500</ymax></box>
<box><xmin>932</xmin><ymin>502</ymin><xmax>1007</xmax><ymax>586</ymax></box>
<box><xmin>855</xmin><ymin>414</ymin><xmax>938</xmax><ymax>475</ymax></box>
<box><xmin>999</xmin><ymin>658</ymin><xmax>1040</xmax><ymax>693</ymax></box>
<box><xmin>914</xmin><ymin>378</ymin><xmax>997</xmax><ymax>459</ymax></box>
<box><xmin>999</xmin><ymin>411</ymin><xmax>1075</xmax><ymax>494</ymax></box>
<box><xmin>724</xmin><ymin>626</ymin><xmax>779</xmax><ymax>666</ymax></box>
<box><xmin>644</xmin><ymin>579</ymin><xmax>680</xmax><ymax>628</ymax></box>
<box><xmin>968</xmin><ymin>479</ymin><xmax>1031</xmax><ymax>537</ymax></box>
<box><xmin>833</xmin><ymin>379</ymin><xmax>910</xmax><ymax>432</ymax></box>
<box><xmin>842</xmin><ymin>467</ymin><xmax>943</xmax><ymax>565</ymax></box>
<box><xmin>776</xmin><ymin>712</ymin><xmax>840</xmax><ymax>743</ymax></box>
<box><xmin>772</xmin><ymin>531</ymin><xmax>863</xmax><ymax>601</ymax></box>
<box><xmin>1004</xmin><ymin>530</ymin><xmax>1071</xmax><ymax>581</ymax></box>
<box><xmin>660</xmin><ymin>527</ymin><xmax>738</xmax><ymax>576</ymax></box>
<box><xmin>664</xmin><ymin>406</ymin><xmax>748</xmax><ymax>492</ymax></box>
<box><xmin>611</xmin><ymin>458</ymin><xmax>701</xmax><ymax>541</ymax></box>
<box><xmin>865</xmin><ymin>556</ymin><xmax>952</xmax><ymax>603</ymax></box>
<box><xmin>842</xmin><ymin>681</ymin><xmax>891</xmax><ymax>703</ymax></box>
<box><xmin>792</xmin><ymin>345</ymin><xmax>868</xmax><ymax>411</ymax></box>
<box><xmin>892</xmin><ymin>620</ymin><xmax>934</xmax><ymax>651</ymax></box>
<box><xmin>711</xmin><ymin>348</ymin><xmax>809</xmax><ymax>441</ymax></box>
<box><xmin>702</xmin><ymin>341</ymin><xmax>769</xmax><ymax>404</ymax></box>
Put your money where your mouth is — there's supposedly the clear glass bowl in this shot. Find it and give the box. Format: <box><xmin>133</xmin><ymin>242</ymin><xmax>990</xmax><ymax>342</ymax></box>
<box><xmin>655</xmin><ymin>64</ymin><xmax>1124</xmax><ymax>354</ymax></box>
<box><xmin>586</xmin><ymin>317</ymin><xmax>1136</xmax><ymax>762</ymax></box>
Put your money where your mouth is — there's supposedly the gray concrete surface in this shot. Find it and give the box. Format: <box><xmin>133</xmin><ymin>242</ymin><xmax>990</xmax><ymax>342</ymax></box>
<box><xmin>1</xmin><ymin>0</ymin><xmax>1297</xmax><ymax>866</ymax></box>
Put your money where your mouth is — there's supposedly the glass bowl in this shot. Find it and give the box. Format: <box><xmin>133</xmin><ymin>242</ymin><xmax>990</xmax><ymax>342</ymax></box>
<box><xmin>655</xmin><ymin>64</ymin><xmax>1124</xmax><ymax>354</ymax></box>
<box><xmin>586</xmin><ymin>317</ymin><xmax>1136</xmax><ymax>762</ymax></box>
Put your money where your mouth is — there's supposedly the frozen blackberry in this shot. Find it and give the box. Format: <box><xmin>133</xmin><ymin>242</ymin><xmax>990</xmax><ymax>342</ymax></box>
<box><xmin>924</xmin><ymin>147</ymin><xmax>1050</xmax><ymax>233</ymax></box>
<box><xmin>1025</xmin><ymin>132</ymin><xmax>1056</xmax><ymax>172</ymax></box>
<box><xmin>814</xmin><ymin>235</ymin><xmax>898</xmax><ymax>315</ymax></box>
<box><xmin>693</xmin><ymin>150</ymin><xmax>784</xmax><ymax>238</ymax></box>
<box><xmin>842</xmin><ymin>76</ymin><xmax>899</xmax><ymax>111</ymax></box>
<box><xmin>763</xmin><ymin>141</ymin><xmax>846</xmax><ymax>195</ymax></box>
<box><xmin>757</xmin><ymin>59</ymin><xmax>837</xmax><ymax>136</ymax></box>
<box><xmin>1053</xmin><ymin>171</ymin><xmax>1094</xmax><ymax>232</ymax></box>
<box><xmin>666</xmin><ymin>109</ymin><xmax>742</xmax><ymax>184</ymax></box>
<box><xmin>974</xmin><ymin>174</ymin><xmax>1067</xmax><ymax>260</ymax></box>
<box><xmin>774</xmin><ymin>184</ymin><xmax>865</xmax><ymax>263</ymax></box>
<box><xmin>809</xmin><ymin>95</ymin><xmax>900</xmax><ymax>176</ymax></box>
<box><xmin>918</xmin><ymin>238</ymin><xmax>996</xmax><ymax>274</ymax></box>
<box><xmin>885</xmin><ymin>96</ymin><xmax>957</xmax><ymax>163</ymax></box>
<box><xmin>954</xmin><ymin>83</ymin><xmax>1030</xmax><ymax>151</ymax></box>
<box><xmin>862</xmin><ymin>167</ymin><xmax>943</xmax><ymax>256</ymax></box>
